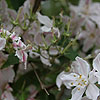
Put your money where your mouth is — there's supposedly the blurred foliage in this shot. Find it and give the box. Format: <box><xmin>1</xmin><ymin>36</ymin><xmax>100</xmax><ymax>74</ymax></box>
<box><xmin>6</xmin><ymin>0</ymin><xmax>26</xmax><ymax>10</ymax></box>
<box><xmin>1</xmin><ymin>53</ymin><xmax>19</xmax><ymax>68</ymax></box>
<box><xmin>5</xmin><ymin>0</ymin><xmax>100</xmax><ymax>14</ymax></box>
<box><xmin>3</xmin><ymin>0</ymin><xmax>100</xmax><ymax>100</ymax></box>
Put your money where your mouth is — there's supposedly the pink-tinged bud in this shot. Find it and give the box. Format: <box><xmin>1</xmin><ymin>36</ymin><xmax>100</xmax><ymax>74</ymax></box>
<box><xmin>11</xmin><ymin>34</ymin><xmax>16</xmax><ymax>40</ymax></box>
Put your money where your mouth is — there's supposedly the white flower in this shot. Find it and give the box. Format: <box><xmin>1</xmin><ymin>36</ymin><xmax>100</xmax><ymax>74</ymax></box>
<box><xmin>29</xmin><ymin>47</ymin><xmax>52</xmax><ymax>66</ymax></box>
<box><xmin>29</xmin><ymin>45</ymin><xmax>60</xmax><ymax>66</ymax></box>
<box><xmin>14</xmin><ymin>40</ymin><xmax>28</xmax><ymax>69</ymax></box>
<box><xmin>40</xmin><ymin>50</ymin><xmax>52</xmax><ymax>66</ymax></box>
<box><xmin>36</xmin><ymin>12</ymin><xmax>60</xmax><ymax>38</ymax></box>
<box><xmin>18</xmin><ymin>0</ymin><xmax>35</xmax><ymax>23</ymax></box>
<box><xmin>0</xmin><ymin>0</ymin><xmax>14</xmax><ymax>31</ymax></box>
<box><xmin>70</xmin><ymin>0</ymin><xmax>100</xmax><ymax>28</ymax></box>
<box><xmin>78</xmin><ymin>20</ymin><xmax>100</xmax><ymax>52</ymax></box>
<box><xmin>93</xmin><ymin>53</ymin><xmax>100</xmax><ymax>84</ymax></box>
<box><xmin>56</xmin><ymin>56</ymin><xmax>99</xmax><ymax>100</ymax></box>
<box><xmin>10</xmin><ymin>32</ymin><xmax>29</xmax><ymax>69</ymax></box>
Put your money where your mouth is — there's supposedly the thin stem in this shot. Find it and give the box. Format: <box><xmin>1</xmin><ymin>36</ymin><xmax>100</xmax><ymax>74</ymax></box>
<box><xmin>31</xmin><ymin>63</ymin><xmax>49</xmax><ymax>95</ymax></box>
<box><xmin>84</xmin><ymin>54</ymin><xmax>95</xmax><ymax>60</ymax></box>
<box><xmin>61</xmin><ymin>33</ymin><xmax>79</xmax><ymax>54</ymax></box>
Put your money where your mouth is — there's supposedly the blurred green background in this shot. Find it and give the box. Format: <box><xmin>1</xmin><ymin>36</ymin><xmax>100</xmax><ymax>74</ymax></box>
<box><xmin>6</xmin><ymin>0</ymin><xmax>100</xmax><ymax>16</ymax></box>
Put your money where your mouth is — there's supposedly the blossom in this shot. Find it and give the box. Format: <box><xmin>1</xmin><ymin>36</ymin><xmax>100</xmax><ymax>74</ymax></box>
<box><xmin>0</xmin><ymin>0</ymin><xmax>16</xmax><ymax>31</ymax></box>
<box><xmin>56</xmin><ymin>56</ymin><xmax>99</xmax><ymax>100</ymax></box>
<box><xmin>78</xmin><ymin>20</ymin><xmax>100</xmax><ymax>52</ymax></box>
<box><xmin>70</xmin><ymin>0</ymin><xmax>92</xmax><ymax>17</ymax></box>
<box><xmin>93</xmin><ymin>53</ymin><xmax>100</xmax><ymax>84</ymax></box>
<box><xmin>18</xmin><ymin>0</ymin><xmax>35</xmax><ymax>23</ymax></box>
<box><xmin>36</xmin><ymin>12</ymin><xmax>60</xmax><ymax>38</ymax></box>
<box><xmin>29</xmin><ymin>47</ymin><xmax>52</xmax><ymax>66</ymax></box>
<box><xmin>70</xmin><ymin>0</ymin><xmax>100</xmax><ymax>25</ymax></box>
<box><xmin>10</xmin><ymin>32</ymin><xmax>29</xmax><ymax>69</ymax></box>
<box><xmin>1</xmin><ymin>29</ymin><xmax>30</xmax><ymax>69</ymax></box>
<box><xmin>29</xmin><ymin>45</ymin><xmax>60</xmax><ymax>66</ymax></box>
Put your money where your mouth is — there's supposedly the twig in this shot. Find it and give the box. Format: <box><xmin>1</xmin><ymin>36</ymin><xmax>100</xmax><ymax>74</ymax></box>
<box><xmin>31</xmin><ymin>63</ymin><xmax>49</xmax><ymax>95</ymax></box>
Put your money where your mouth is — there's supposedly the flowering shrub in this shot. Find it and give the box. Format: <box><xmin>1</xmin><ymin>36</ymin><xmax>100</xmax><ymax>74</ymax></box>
<box><xmin>1</xmin><ymin>0</ymin><xmax>100</xmax><ymax>100</ymax></box>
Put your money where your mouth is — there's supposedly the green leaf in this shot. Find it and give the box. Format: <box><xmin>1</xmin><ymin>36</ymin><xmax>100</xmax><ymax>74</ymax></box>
<box><xmin>6</xmin><ymin>0</ymin><xmax>13</xmax><ymax>9</ymax></box>
<box><xmin>6</xmin><ymin>0</ymin><xmax>26</xmax><ymax>11</ymax></box>
<box><xmin>1</xmin><ymin>53</ymin><xmax>19</xmax><ymax>68</ymax></box>
<box><xmin>41</xmin><ymin>0</ymin><xmax>61</xmax><ymax>16</ymax></box>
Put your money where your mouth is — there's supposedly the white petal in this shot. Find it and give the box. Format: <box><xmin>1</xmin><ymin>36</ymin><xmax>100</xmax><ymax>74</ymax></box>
<box><xmin>83</xmin><ymin>38</ymin><xmax>95</xmax><ymax>52</ymax></box>
<box><xmin>75</xmin><ymin>57</ymin><xmax>90</xmax><ymax>77</ymax></box>
<box><xmin>49</xmin><ymin>46</ymin><xmax>58</xmax><ymax>56</ymax></box>
<box><xmin>93</xmin><ymin>53</ymin><xmax>100</xmax><ymax>72</ymax></box>
<box><xmin>79</xmin><ymin>0</ymin><xmax>91</xmax><ymax>8</ymax></box>
<box><xmin>34</xmin><ymin>33</ymin><xmax>43</xmax><ymax>46</ymax></box>
<box><xmin>86</xmin><ymin>84</ymin><xmax>99</xmax><ymax>100</ymax></box>
<box><xmin>63</xmin><ymin>81</ymin><xmax>72</xmax><ymax>89</ymax></box>
<box><xmin>71</xmin><ymin>87</ymin><xmax>86</xmax><ymax>100</ymax></box>
<box><xmin>41</xmin><ymin>26</ymin><xmax>51</xmax><ymax>32</ymax></box>
<box><xmin>15</xmin><ymin>50</ymin><xmax>27</xmax><ymax>62</ymax></box>
<box><xmin>94</xmin><ymin>72</ymin><xmax>100</xmax><ymax>84</ymax></box>
<box><xmin>85</xmin><ymin>20</ymin><xmax>95</xmax><ymax>33</ymax></box>
<box><xmin>89</xmin><ymin>70</ymin><xmax>97</xmax><ymax>83</ymax></box>
<box><xmin>40</xmin><ymin>56</ymin><xmax>51</xmax><ymax>66</ymax></box>
<box><xmin>29</xmin><ymin>47</ymin><xmax>40</xmax><ymax>58</ymax></box>
<box><xmin>90</xmin><ymin>15</ymin><xmax>100</xmax><ymax>28</ymax></box>
<box><xmin>36</xmin><ymin>12</ymin><xmax>53</xmax><ymax>28</ymax></box>
<box><xmin>53</xmin><ymin>27</ymin><xmax>60</xmax><ymax>38</ymax></box>
<box><xmin>45</xmin><ymin>34</ymin><xmax>53</xmax><ymax>46</ymax></box>
<box><xmin>70</xmin><ymin>5</ymin><xmax>80</xmax><ymax>15</ymax></box>
<box><xmin>15</xmin><ymin>50</ymin><xmax>23</xmax><ymax>61</ymax></box>
<box><xmin>61</xmin><ymin>73</ymin><xmax>79</xmax><ymax>81</ymax></box>
<box><xmin>71</xmin><ymin>61</ymin><xmax>80</xmax><ymax>74</ymax></box>
<box><xmin>56</xmin><ymin>72</ymin><xmax>73</xmax><ymax>90</ymax></box>
<box><xmin>0</xmin><ymin>37</ymin><xmax>6</xmax><ymax>50</ymax></box>
<box><xmin>56</xmin><ymin>71</ymin><xmax>65</xmax><ymax>90</ymax></box>
<box><xmin>90</xmin><ymin>3</ymin><xmax>100</xmax><ymax>15</ymax></box>
<box><xmin>78</xmin><ymin>31</ymin><xmax>88</xmax><ymax>39</ymax></box>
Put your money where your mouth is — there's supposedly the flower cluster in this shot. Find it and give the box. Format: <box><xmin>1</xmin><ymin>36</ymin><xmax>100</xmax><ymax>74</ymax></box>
<box><xmin>62</xmin><ymin>0</ymin><xmax>100</xmax><ymax>52</ymax></box>
<box><xmin>0</xmin><ymin>29</ymin><xmax>30</xmax><ymax>69</ymax></box>
<box><xmin>1</xmin><ymin>0</ymin><xmax>100</xmax><ymax>99</ymax></box>
<box><xmin>56</xmin><ymin>53</ymin><xmax>100</xmax><ymax>100</ymax></box>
